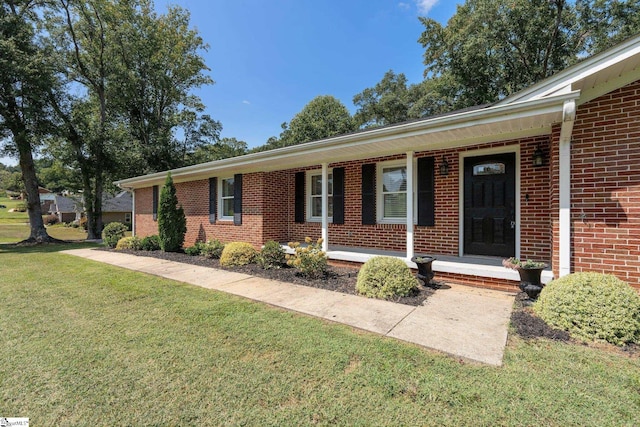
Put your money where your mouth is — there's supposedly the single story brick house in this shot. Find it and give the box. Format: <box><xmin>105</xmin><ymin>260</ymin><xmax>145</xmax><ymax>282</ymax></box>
<box><xmin>117</xmin><ymin>35</ymin><xmax>640</xmax><ymax>291</ymax></box>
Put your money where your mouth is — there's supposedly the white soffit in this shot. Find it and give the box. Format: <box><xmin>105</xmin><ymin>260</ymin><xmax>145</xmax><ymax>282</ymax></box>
<box><xmin>116</xmin><ymin>92</ymin><xmax>576</xmax><ymax>189</ymax></box>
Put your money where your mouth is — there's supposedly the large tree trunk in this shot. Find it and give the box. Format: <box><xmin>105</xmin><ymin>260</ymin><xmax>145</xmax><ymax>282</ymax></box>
<box><xmin>15</xmin><ymin>131</ymin><xmax>51</xmax><ymax>242</ymax></box>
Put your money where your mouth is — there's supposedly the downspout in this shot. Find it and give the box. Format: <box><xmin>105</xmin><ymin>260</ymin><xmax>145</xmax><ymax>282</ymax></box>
<box><xmin>559</xmin><ymin>99</ymin><xmax>576</xmax><ymax>277</ymax></box>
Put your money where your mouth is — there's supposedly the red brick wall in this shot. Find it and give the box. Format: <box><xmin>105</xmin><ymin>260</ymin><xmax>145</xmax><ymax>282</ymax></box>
<box><xmin>559</xmin><ymin>80</ymin><xmax>640</xmax><ymax>288</ymax></box>
<box><xmin>134</xmin><ymin>136</ymin><xmax>553</xmax><ymax>266</ymax></box>
<box><xmin>284</xmin><ymin>136</ymin><xmax>552</xmax><ymax>261</ymax></box>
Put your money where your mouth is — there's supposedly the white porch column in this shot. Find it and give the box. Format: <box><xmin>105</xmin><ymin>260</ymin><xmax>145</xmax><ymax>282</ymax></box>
<box><xmin>321</xmin><ymin>163</ymin><xmax>329</xmax><ymax>252</ymax></box>
<box><xmin>559</xmin><ymin>99</ymin><xmax>576</xmax><ymax>277</ymax></box>
<box><xmin>131</xmin><ymin>189</ymin><xmax>136</xmax><ymax>237</ymax></box>
<box><xmin>406</xmin><ymin>151</ymin><xmax>414</xmax><ymax>260</ymax></box>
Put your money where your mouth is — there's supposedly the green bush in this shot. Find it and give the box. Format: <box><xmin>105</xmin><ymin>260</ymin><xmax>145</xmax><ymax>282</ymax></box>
<box><xmin>140</xmin><ymin>235</ymin><xmax>161</xmax><ymax>251</ymax></box>
<box><xmin>102</xmin><ymin>222</ymin><xmax>129</xmax><ymax>248</ymax></box>
<box><xmin>287</xmin><ymin>237</ymin><xmax>328</xmax><ymax>279</ymax></box>
<box><xmin>356</xmin><ymin>256</ymin><xmax>418</xmax><ymax>300</ymax></box>
<box><xmin>258</xmin><ymin>240</ymin><xmax>286</xmax><ymax>270</ymax></box>
<box><xmin>157</xmin><ymin>173</ymin><xmax>187</xmax><ymax>252</ymax></box>
<box><xmin>200</xmin><ymin>239</ymin><xmax>225</xmax><ymax>259</ymax></box>
<box><xmin>534</xmin><ymin>272</ymin><xmax>640</xmax><ymax>346</ymax></box>
<box><xmin>43</xmin><ymin>214</ymin><xmax>59</xmax><ymax>225</ymax></box>
<box><xmin>115</xmin><ymin>236</ymin><xmax>141</xmax><ymax>251</ymax></box>
<box><xmin>219</xmin><ymin>242</ymin><xmax>257</xmax><ymax>267</ymax></box>
<box><xmin>14</xmin><ymin>201</ymin><xmax>27</xmax><ymax>212</ymax></box>
<box><xmin>184</xmin><ymin>242</ymin><xmax>204</xmax><ymax>256</ymax></box>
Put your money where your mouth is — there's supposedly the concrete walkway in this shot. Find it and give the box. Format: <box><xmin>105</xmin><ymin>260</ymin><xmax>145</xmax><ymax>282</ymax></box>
<box><xmin>62</xmin><ymin>248</ymin><xmax>515</xmax><ymax>366</ymax></box>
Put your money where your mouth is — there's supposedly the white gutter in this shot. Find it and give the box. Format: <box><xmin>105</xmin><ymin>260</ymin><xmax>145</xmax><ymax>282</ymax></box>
<box><xmin>321</xmin><ymin>163</ymin><xmax>328</xmax><ymax>252</ymax></box>
<box><xmin>559</xmin><ymin>99</ymin><xmax>576</xmax><ymax>277</ymax></box>
<box><xmin>115</xmin><ymin>92</ymin><xmax>580</xmax><ymax>189</ymax></box>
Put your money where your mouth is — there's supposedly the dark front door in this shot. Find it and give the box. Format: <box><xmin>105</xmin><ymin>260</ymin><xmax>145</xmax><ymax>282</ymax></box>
<box><xmin>464</xmin><ymin>153</ymin><xmax>516</xmax><ymax>257</ymax></box>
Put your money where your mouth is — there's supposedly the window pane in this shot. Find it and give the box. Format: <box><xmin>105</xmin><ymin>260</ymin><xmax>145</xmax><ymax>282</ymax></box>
<box><xmin>311</xmin><ymin>196</ymin><xmax>321</xmax><ymax>217</ymax></box>
<box><xmin>311</xmin><ymin>173</ymin><xmax>333</xmax><ymax>196</ymax></box>
<box><xmin>382</xmin><ymin>167</ymin><xmax>407</xmax><ymax>192</ymax></box>
<box><xmin>311</xmin><ymin>196</ymin><xmax>334</xmax><ymax>217</ymax></box>
<box><xmin>473</xmin><ymin>163</ymin><xmax>505</xmax><ymax>176</ymax></box>
<box><xmin>222</xmin><ymin>178</ymin><xmax>234</xmax><ymax>197</ymax></box>
<box><xmin>384</xmin><ymin>193</ymin><xmax>406</xmax><ymax>218</ymax></box>
<box><xmin>311</xmin><ymin>175</ymin><xmax>322</xmax><ymax>196</ymax></box>
<box><xmin>223</xmin><ymin>199</ymin><xmax>234</xmax><ymax>217</ymax></box>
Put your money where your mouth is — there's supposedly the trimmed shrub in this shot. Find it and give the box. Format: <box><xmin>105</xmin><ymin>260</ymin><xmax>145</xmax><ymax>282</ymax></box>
<box><xmin>258</xmin><ymin>240</ymin><xmax>286</xmax><ymax>270</ymax></box>
<box><xmin>356</xmin><ymin>256</ymin><xmax>418</xmax><ymax>300</ymax></box>
<box><xmin>157</xmin><ymin>172</ymin><xmax>187</xmax><ymax>252</ymax></box>
<box><xmin>44</xmin><ymin>214</ymin><xmax>59</xmax><ymax>225</ymax></box>
<box><xmin>102</xmin><ymin>222</ymin><xmax>129</xmax><ymax>248</ymax></box>
<box><xmin>534</xmin><ymin>272</ymin><xmax>640</xmax><ymax>346</ymax></box>
<box><xmin>200</xmin><ymin>239</ymin><xmax>225</xmax><ymax>259</ymax></box>
<box><xmin>115</xmin><ymin>236</ymin><xmax>141</xmax><ymax>251</ymax></box>
<box><xmin>184</xmin><ymin>242</ymin><xmax>204</xmax><ymax>256</ymax></box>
<box><xmin>287</xmin><ymin>237</ymin><xmax>327</xmax><ymax>279</ymax></box>
<box><xmin>219</xmin><ymin>242</ymin><xmax>257</xmax><ymax>267</ymax></box>
<box><xmin>140</xmin><ymin>235</ymin><xmax>161</xmax><ymax>251</ymax></box>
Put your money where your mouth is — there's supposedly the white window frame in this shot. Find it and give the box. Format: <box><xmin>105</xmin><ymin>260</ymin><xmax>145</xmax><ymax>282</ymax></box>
<box><xmin>376</xmin><ymin>160</ymin><xmax>417</xmax><ymax>224</ymax></box>
<box><xmin>306</xmin><ymin>169</ymin><xmax>333</xmax><ymax>222</ymax></box>
<box><xmin>218</xmin><ymin>176</ymin><xmax>235</xmax><ymax>221</ymax></box>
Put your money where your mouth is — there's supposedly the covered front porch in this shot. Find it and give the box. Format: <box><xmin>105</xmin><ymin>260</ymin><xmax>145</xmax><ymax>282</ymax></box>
<box><xmin>284</xmin><ymin>244</ymin><xmax>554</xmax><ymax>292</ymax></box>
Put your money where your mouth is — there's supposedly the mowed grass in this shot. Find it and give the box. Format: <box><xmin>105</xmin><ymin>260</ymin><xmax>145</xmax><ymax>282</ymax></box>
<box><xmin>1</xmin><ymin>245</ymin><xmax>639</xmax><ymax>426</ymax></box>
<box><xmin>0</xmin><ymin>196</ymin><xmax>29</xmax><ymax>224</ymax></box>
<box><xmin>0</xmin><ymin>224</ymin><xmax>87</xmax><ymax>243</ymax></box>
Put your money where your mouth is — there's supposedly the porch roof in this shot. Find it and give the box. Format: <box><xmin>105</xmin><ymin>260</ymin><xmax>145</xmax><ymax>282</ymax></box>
<box><xmin>115</xmin><ymin>91</ymin><xmax>578</xmax><ymax>190</ymax></box>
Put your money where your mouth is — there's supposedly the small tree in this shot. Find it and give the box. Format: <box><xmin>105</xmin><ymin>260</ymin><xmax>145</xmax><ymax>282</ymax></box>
<box><xmin>157</xmin><ymin>173</ymin><xmax>187</xmax><ymax>252</ymax></box>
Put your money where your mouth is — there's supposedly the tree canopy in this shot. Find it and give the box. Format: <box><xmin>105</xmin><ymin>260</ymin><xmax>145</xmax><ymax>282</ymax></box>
<box><xmin>257</xmin><ymin>95</ymin><xmax>357</xmax><ymax>151</ymax></box>
<box><xmin>354</xmin><ymin>0</ymin><xmax>640</xmax><ymax>130</ymax></box>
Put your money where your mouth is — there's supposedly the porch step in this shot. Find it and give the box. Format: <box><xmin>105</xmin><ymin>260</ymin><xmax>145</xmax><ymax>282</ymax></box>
<box><xmin>326</xmin><ymin>250</ymin><xmax>554</xmax><ymax>286</ymax></box>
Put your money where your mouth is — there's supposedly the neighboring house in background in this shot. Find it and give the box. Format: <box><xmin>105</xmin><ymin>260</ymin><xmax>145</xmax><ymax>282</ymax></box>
<box><xmin>49</xmin><ymin>191</ymin><xmax>133</xmax><ymax>226</ymax></box>
<box><xmin>102</xmin><ymin>191</ymin><xmax>133</xmax><ymax>225</ymax></box>
<box><xmin>49</xmin><ymin>195</ymin><xmax>83</xmax><ymax>223</ymax></box>
<box><xmin>38</xmin><ymin>187</ymin><xmax>56</xmax><ymax>214</ymax></box>
<box><xmin>116</xmin><ymin>35</ymin><xmax>640</xmax><ymax>292</ymax></box>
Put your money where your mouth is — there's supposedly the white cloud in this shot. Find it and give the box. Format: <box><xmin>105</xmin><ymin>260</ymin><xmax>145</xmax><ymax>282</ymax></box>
<box><xmin>415</xmin><ymin>0</ymin><xmax>439</xmax><ymax>15</ymax></box>
<box><xmin>242</xmin><ymin>100</ymin><xmax>251</xmax><ymax>105</ymax></box>
<box><xmin>398</xmin><ymin>2</ymin><xmax>410</xmax><ymax>10</ymax></box>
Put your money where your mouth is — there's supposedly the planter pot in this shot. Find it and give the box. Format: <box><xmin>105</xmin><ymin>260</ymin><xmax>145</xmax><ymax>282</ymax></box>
<box><xmin>411</xmin><ymin>256</ymin><xmax>435</xmax><ymax>285</ymax></box>
<box><xmin>516</xmin><ymin>266</ymin><xmax>546</xmax><ymax>300</ymax></box>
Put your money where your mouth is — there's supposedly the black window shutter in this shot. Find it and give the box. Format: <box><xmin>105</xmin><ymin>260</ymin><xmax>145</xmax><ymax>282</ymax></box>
<box><xmin>417</xmin><ymin>157</ymin><xmax>435</xmax><ymax>226</ymax></box>
<box><xmin>209</xmin><ymin>177</ymin><xmax>217</xmax><ymax>224</ymax></box>
<box><xmin>233</xmin><ymin>173</ymin><xmax>242</xmax><ymax>225</ymax></box>
<box><xmin>294</xmin><ymin>171</ymin><xmax>305</xmax><ymax>223</ymax></box>
<box><xmin>361</xmin><ymin>164</ymin><xmax>376</xmax><ymax>225</ymax></box>
<box><xmin>332</xmin><ymin>167</ymin><xmax>345</xmax><ymax>224</ymax></box>
<box><xmin>152</xmin><ymin>185</ymin><xmax>158</xmax><ymax>221</ymax></box>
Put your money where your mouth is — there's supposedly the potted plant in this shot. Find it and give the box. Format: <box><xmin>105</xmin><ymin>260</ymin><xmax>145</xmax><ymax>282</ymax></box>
<box><xmin>503</xmin><ymin>257</ymin><xmax>547</xmax><ymax>300</ymax></box>
<box><xmin>411</xmin><ymin>255</ymin><xmax>436</xmax><ymax>286</ymax></box>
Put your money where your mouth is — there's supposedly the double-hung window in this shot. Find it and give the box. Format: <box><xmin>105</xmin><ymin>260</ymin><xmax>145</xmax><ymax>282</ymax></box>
<box><xmin>219</xmin><ymin>177</ymin><xmax>234</xmax><ymax>220</ymax></box>
<box><xmin>307</xmin><ymin>170</ymin><xmax>333</xmax><ymax>221</ymax></box>
<box><xmin>377</xmin><ymin>161</ymin><xmax>412</xmax><ymax>223</ymax></box>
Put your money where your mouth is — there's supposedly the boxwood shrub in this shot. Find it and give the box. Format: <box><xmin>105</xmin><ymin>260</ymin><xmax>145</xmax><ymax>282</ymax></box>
<box><xmin>258</xmin><ymin>240</ymin><xmax>286</xmax><ymax>270</ymax></box>
<box><xmin>356</xmin><ymin>256</ymin><xmax>418</xmax><ymax>300</ymax></box>
<box><xmin>219</xmin><ymin>242</ymin><xmax>257</xmax><ymax>267</ymax></box>
<box><xmin>534</xmin><ymin>272</ymin><xmax>640</xmax><ymax>346</ymax></box>
<box><xmin>102</xmin><ymin>222</ymin><xmax>128</xmax><ymax>248</ymax></box>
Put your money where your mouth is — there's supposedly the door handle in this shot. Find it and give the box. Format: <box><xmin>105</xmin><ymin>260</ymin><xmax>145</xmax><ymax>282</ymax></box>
<box><xmin>510</xmin><ymin>221</ymin><xmax>516</xmax><ymax>229</ymax></box>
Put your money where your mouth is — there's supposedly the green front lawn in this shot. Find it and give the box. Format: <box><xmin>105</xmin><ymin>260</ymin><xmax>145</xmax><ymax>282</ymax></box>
<box><xmin>0</xmin><ymin>223</ymin><xmax>88</xmax><ymax>243</ymax></box>
<box><xmin>0</xmin><ymin>196</ymin><xmax>29</xmax><ymax>224</ymax></box>
<box><xmin>1</xmin><ymin>245</ymin><xmax>638</xmax><ymax>426</ymax></box>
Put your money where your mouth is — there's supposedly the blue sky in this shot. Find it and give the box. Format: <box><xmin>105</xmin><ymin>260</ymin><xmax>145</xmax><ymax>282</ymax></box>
<box><xmin>1</xmin><ymin>0</ymin><xmax>461</xmax><ymax>166</ymax></box>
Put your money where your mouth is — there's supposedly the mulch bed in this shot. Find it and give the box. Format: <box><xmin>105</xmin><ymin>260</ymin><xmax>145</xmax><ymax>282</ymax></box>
<box><xmin>105</xmin><ymin>248</ymin><xmax>436</xmax><ymax>306</ymax></box>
